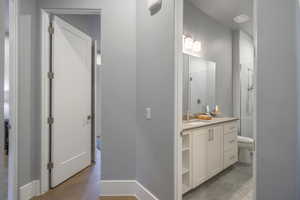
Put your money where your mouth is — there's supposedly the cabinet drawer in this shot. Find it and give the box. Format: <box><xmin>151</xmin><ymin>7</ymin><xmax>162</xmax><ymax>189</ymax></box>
<box><xmin>224</xmin><ymin>122</ymin><xmax>238</xmax><ymax>135</ymax></box>
<box><xmin>224</xmin><ymin>133</ymin><xmax>237</xmax><ymax>152</ymax></box>
<box><xmin>224</xmin><ymin>149</ymin><xmax>238</xmax><ymax>169</ymax></box>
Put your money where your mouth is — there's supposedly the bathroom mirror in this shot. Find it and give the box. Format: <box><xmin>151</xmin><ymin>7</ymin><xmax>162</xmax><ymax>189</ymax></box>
<box><xmin>183</xmin><ymin>54</ymin><xmax>216</xmax><ymax>119</ymax></box>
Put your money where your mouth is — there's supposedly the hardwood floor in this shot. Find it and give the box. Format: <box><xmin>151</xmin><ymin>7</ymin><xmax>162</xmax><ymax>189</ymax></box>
<box><xmin>32</xmin><ymin>149</ymin><xmax>136</xmax><ymax>200</ymax></box>
<box><xmin>100</xmin><ymin>197</ymin><xmax>137</xmax><ymax>200</ymax></box>
<box><xmin>0</xmin><ymin>150</ymin><xmax>8</xmax><ymax>200</ymax></box>
<box><xmin>33</xmin><ymin>150</ymin><xmax>101</xmax><ymax>200</ymax></box>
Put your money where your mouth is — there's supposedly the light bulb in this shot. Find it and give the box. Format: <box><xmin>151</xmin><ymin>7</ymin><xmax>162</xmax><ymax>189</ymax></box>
<box><xmin>184</xmin><ymin>37</ymin><xmax>193</xmax><ymax>50</ymax></box>
<box><xmin>193</xmin><ymin>41</ymin><xmax>202</xmax><ymax>52</ymax></box>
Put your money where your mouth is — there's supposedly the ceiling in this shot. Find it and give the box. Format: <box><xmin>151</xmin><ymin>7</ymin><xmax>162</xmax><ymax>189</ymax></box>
<box><xmin>187</xmin><ymin>0</ymin><xmax>253</xmax><ymax>36</ymax></box>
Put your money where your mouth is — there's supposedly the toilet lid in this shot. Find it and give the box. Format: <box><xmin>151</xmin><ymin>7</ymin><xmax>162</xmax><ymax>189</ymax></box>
<box><xmin>238</xmin><ymin>136</ymin><xmax>254</xmax><ymax>144</ymax></box>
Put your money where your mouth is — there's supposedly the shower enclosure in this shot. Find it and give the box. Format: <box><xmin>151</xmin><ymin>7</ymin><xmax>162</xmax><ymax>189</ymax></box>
<box><xmin>240</xmin><ymin>62</ymin><xmax>254</xmax><ymax>138</ymax></box>
<box><xmin>235</xmin><ymin>31</ymin><xmax>255</xmax><ymax>139</ymax></box>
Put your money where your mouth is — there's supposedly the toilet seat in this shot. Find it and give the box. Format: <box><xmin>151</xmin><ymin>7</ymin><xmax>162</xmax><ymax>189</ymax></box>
<box><xmin>238</xmin><ymin>136</ymin><xmax>254</xmax><ymax>164</ymax></box>
<box><xmin>238</xmin><ymin>136</ymin><xmax>254</xmax><ymax>144</ymax></box>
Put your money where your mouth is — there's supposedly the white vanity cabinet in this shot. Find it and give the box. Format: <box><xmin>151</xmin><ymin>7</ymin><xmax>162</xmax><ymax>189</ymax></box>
<box><xmin>223</xmin><ymin>122</ymin><xmax>238</xmax><ymax>168</ymax></box>
<box><xmin>182</xmin><ymin>119</ymin><xmax>238</xmax><ymax>194</ymax></box>
<box><xmin>192</xmin><ymin>128</ymin><xmax>208</xmax><ymax>187</ymax></box>
<box><xmin>207</xmin><ymin>126</ymin><xmax>223</xmax><ymax>178</ymax></box>
<box><xmin>191</xmin><ymin>125</ymin><xmax>223</xmax><ymax>188</ymax></box>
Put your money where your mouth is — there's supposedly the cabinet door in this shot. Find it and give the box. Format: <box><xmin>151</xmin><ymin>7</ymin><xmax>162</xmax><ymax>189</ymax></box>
<box><xmin>207</xmin><ymin>126</ymin><xmax>223</xmax><ymax>178</ymax></box>
<box><xmin>192</xmin><ymin>128</ymin><xmax>208</xmax><ymax>187</ymax></box>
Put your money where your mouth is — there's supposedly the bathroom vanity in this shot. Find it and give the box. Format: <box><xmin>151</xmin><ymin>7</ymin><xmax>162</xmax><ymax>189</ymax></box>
<box><xmin>182</xmin><ymin>118</ymin><xmax>239</xmax><ymax>194</ymax></box>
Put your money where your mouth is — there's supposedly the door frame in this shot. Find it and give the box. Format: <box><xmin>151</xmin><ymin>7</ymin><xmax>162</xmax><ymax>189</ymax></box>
<box><xmin>40</xmin><ymin>8</ymin><xmax>101</xmax><ymax>194</ymax></box>
<box><xmin>174</xmin><ymin>0</ymin><xmax>183</xmax><ymax>199</ymax></box>
<box><xmin>173</xmin><ymin>0</ymin><xmax>258</xmax><ymax>200</ymax></box>
<box><xmin>7</xmin><ymin>0</ymin><xmax>19</xmax><ymax>199</ymax></box>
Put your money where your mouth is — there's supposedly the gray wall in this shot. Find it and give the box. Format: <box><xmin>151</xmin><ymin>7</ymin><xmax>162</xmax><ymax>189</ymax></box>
<box><xmin>183</xmin><ymin>1</ymin><xmax>233</xmax><ymax>116</ymax></box>
<box><xmin>136</xmin><ymin>0</ymin><xmax>175</xmax><ymax>199</ymax></box>
<box><xmin>257</xmin><ymin>0</ymin><xmax>298</xmax><ymax>199</ymax></box>
<box><xmin>297</xmin><ymin>1</ymin><xmax>300</xmax><ymax>199</ymax></box>
<box><xmin>18</xmin><ymin>0</ymin><xmax>40</xmax><ymax>186</ymax></box>
<box><xmin>0</xmin><ymin>0</ymin><xmax>5</xmax><ymax>152</ymax></box>
<box><xmin>232</xmin><ymin>31</ymin><xmax>240</xmax><ymax>120</ymax></box>
<box><xmin>182</xmin><ymin>54</ymin><xmax>189</xmax><ymax>117</ymax></box>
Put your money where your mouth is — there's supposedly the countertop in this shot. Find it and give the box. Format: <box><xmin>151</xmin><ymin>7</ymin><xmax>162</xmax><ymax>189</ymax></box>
<box><xmin>182</xmin><ymin>117</ymin><xmax>239</xmax><ymax>131</ymax></box>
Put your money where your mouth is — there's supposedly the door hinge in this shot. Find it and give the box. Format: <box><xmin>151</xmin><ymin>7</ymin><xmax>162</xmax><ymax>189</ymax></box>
<box><xmin>48</xmin><ymin>72</ymin><xmax>54</xmax><ymax>79</ymax></box>
<box><xmin>48</xmin><ymin>25</ymin><xmax>54</xmax><ymax>35</ymax></box>
<box><xmin>48</xmin><ymin>117</ymin><xmax>54</xmax><ymax>125</ymax></box>
<box><xmin>47</xmin><ymin>162</ymin><xmax>54</xmax><ymax>170</ymax></box>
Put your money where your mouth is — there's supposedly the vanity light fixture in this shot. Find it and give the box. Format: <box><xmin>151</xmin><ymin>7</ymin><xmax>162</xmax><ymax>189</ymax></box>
<box><xmin>183</xmin><ymin>35</ymin><xmax>202</xmax><ymax>55</ymax></box>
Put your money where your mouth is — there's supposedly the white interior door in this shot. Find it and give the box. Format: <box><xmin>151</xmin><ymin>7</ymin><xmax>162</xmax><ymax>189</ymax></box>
<box><xmin>51</xmin><ymin>16</ymin><xmax>92</xmax><ymax>187</ymax></box>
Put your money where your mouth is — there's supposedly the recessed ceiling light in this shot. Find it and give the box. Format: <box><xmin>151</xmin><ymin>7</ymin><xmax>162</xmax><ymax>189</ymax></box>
<box><xmin>233</xmin><ymin>14</ymin><xmax>250</xmax><ymax>24</ymax></box>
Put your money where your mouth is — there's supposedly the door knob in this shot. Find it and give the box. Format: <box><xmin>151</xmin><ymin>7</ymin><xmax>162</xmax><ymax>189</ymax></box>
<box><xmin>87</xmin><ymin>115</ymin><xmax>92</xmax><ymax>120</ymax></box>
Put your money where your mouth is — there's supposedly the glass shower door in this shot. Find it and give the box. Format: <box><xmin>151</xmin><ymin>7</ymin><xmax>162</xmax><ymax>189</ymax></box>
<box><xmin>240</xmin><ymin>62</ymin><xmax>254</xmax><ymax>138</ymax></box>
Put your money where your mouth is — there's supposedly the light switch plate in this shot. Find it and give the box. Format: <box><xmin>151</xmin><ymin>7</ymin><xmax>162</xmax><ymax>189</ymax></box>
<box><xmin>146</xmin><ymin>108</ymin><xmax>152</xmax><ymax>120</ymax></box>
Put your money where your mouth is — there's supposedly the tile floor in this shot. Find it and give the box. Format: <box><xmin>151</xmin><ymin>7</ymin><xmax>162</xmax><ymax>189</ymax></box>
<box><xmin>183</xmin><ymin>163</ymin><xmax>253</xmax><ymax>200</ymax></box>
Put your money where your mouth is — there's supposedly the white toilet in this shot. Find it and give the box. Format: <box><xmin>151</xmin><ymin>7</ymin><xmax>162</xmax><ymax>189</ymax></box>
<box><xmin>238</xmin><ymin>136</ymin><xmax>254</xmax><ymax>164</ymax></box>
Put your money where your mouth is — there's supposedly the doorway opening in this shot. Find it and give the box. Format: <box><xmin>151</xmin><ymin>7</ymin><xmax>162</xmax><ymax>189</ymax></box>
<box><xmin>1</xmin><ymin>0</ymin><xmax>10</xmax><ymax>199</ymax></box>
<box><xmin>38</xmin><ymin>9</ymin><xmax>102</xmax><ymax>199</ymax></box>
<box><xmin>175</xmin><ymin>0</ymin><xmax>257</xmax><ymax>200</ymax></box>
<box><xmin>2</xmin><ymin>0</ymin><xmax>18</xmax><ymax>199</ymax></box>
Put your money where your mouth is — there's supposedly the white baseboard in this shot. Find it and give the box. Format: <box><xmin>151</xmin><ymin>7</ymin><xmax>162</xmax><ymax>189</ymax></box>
<box><xmin>100</xmin><ymin>180</ymin><xmax>137</xmax><ymax>196</ymax></box>
<box><xmin>19</xmin><ymin>180</ymin><xmax>40</xmax><ymax>200</ymax></box>
<box><xmin>100</xmin><ymin>180</ymin><xmax>159</xmax><ymax>200</ymax></box>
<box><xmin>135</xmin><ymin>181</ymin><xmax>159</xmax><ymax>200</ymax></box>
